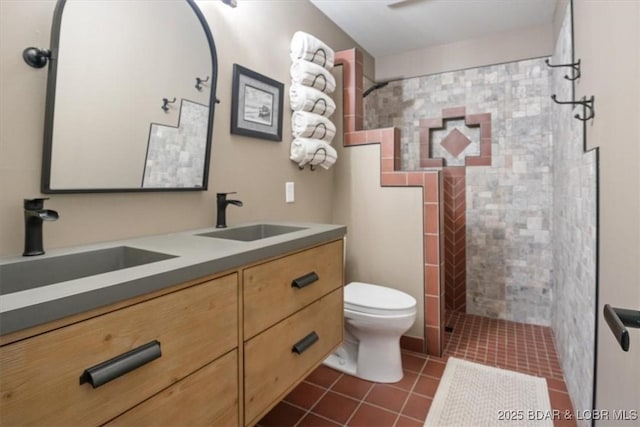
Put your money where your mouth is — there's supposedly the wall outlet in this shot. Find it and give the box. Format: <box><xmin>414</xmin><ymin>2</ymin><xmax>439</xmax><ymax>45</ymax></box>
<box><xmin>285</xmin><ymin>182</ymin><xmax>295</xmax><ymax>203</ymax></box>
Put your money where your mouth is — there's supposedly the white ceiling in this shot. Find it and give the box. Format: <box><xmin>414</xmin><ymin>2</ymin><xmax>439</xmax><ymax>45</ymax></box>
<box><xmin>309</xmin><ymin>0</ymin><xmax>559</xmax><ymax>58</ymax></box>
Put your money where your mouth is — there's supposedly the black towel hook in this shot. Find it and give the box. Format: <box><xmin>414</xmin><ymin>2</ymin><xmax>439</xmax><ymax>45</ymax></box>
<box><xmin>311</xmin><ymin>74</ymin><xmax>328</xmax><ymax>92</ymax></box>
<box><xmin>545</xmin><ymin>58</ymin><xmax>581</xmax><ymax>81</ymax></box>
<box><xmin>298</xmin><ymin>147</ymin><xmax>327</xmax><ymax>171</ymax></box>
<box><xmin>195</xmin><ymin>76</ymin><xmax>210</xmax><ymax>91</ymax></box>
<box><xmin>310</xmin><ymin>48</ymin><xmax>327</xmax><ymax>67</ymax></box>
<box><xmin>311</xmin><ymin>122</ymin><xmax>328</xmax><ymax>139</ymax></box>
<box><xmin>311</xmin><ymin>98</ymin><xmax>328</xmax><ymax>116</ymax></box>
<box><xmin>161</xmin><ymin>97</ymin><xmax>177</xmax><ymax>113</ymax></box>
<box><xmin>551</xmin><ymin>94</ymin><xmax>595</xmax><ymax>122</ymax></box>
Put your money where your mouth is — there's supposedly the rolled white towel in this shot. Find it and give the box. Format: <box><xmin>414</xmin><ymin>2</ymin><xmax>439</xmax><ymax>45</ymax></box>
<box><xmin>290</xmin><ymin>31</ymin><xmax>335</xmax><ymax>70</ymax></box>
<box><xmin>291</xmin><ymin>60</ymin><xmax>336</xmax><ymax>93</ymax></box>
<box><xmin>289</xmin><ymin>84</ymin><xmax>336</xmax><ymax>117</ymax></box>
<box><xmin>292</xmin><ymin>111</ymin><xmax>336</xmax><ymax>143</ymax></box>
<box><xmin>290</xmin><ymin>138</ymin><xmax>337</xmax><ymax>169</ymax></box>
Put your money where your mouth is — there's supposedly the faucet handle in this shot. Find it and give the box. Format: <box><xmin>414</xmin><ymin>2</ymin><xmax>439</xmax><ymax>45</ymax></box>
<box><xmin>24</xmin><ymin>198</ymin><xmax>50</xmax><ymax>210</ymax></box>
<box><xmin>216</xmin><ymin>192</ymin><xmax>237</xmax><ymax>200</ymax></box>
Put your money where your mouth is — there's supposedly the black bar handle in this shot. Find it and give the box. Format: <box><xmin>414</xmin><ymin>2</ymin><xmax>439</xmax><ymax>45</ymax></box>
<box><xmin>80</xmin><ymin>340</ymin><xmax>161</xmax><ymax>388</ymax></box>
<box><xmin>292</xmin><ymin>331</ymin><xmax>319</xmax><ymax>355</ymax></box>
<box><xmin>604</xmin><ymin>304</ymin><xmax>640</xmax><ymax>352</ymax></box>
<box><xmin>291</xmin><ymin>272</ymin><xmax>319</xmax><ymax>289</ymax></box>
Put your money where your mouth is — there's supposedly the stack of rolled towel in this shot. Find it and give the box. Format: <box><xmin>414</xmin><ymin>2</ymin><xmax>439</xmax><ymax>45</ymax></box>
<box><xmin>289</xmin><ymin>31</ymin><xmax>337</xmax><ymax>170</ymax></box>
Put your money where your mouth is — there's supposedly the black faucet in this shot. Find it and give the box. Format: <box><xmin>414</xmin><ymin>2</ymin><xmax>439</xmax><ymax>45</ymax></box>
<box><xmin>216</xmin><ymin>192</ymin><xmax>243</xmax><ymax>228</ymax></box>
<box><xmin>23</xmin><ymin>198</ymin><xmax>59</xmax><ymax>256</ymax></box>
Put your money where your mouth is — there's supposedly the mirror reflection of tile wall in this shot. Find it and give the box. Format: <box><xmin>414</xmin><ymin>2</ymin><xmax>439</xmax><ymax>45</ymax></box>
<box><xmin>143</xmin><ymin>101</ymin><xmax>209</xmax><ymax>188</ymax></box>
<box><xmin>47</xmin><ymin>0</ymin><xmax>213</xmax><ymax>191</ymax></box>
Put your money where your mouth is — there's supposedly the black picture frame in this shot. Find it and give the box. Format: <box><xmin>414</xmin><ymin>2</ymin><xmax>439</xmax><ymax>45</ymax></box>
<box><xmin>231</xmin><ymin>64</ymin><xmax>284</xmax><ymax>142</ymax></box>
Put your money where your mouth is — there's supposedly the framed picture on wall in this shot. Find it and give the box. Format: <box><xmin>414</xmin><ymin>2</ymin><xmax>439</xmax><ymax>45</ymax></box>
<box><xmin>231</xmin><ymin>64</ymin><xmax>284</xmax><ymax>141</ymax></box>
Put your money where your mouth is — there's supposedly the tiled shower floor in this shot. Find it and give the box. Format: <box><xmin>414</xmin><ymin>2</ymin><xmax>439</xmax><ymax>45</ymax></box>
<box><xmin>257</xmin><ymin>312</ymin><xmax>576</xmax><ymax>427</ymax></box>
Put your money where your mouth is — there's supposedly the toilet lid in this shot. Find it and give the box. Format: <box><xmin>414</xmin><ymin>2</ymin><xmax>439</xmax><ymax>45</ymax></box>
<box><xmin>344</xmin><ymin>282</ymin><xmax>416</xmax><ymax>315</ymax></box>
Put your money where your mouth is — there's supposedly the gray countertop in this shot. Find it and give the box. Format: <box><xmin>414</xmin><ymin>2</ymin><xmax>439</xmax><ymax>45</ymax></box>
<box><xmin>0</xmin><ymin>221</ymin><xmax>346</xmax><ymax>336</ymax></box>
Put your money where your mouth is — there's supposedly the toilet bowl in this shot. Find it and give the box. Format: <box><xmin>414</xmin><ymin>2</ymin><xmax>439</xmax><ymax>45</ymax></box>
<box><xmin>323</xmin><ymin>282</ymin><xmax>417</xmax><ymax>383</ymax></box>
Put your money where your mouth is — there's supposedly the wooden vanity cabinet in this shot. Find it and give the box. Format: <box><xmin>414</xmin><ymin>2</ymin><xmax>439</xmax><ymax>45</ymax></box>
<box><xmin>242</xmin><ymin>239</ymin><xmax>344</xmax><ymax>426</ymax></box>
<box><xmin>107</xmin><ymin>350</ymin><xmax>239</xmax><ymax>426</ymax></box>
<box><xmin>0</xmin><ymin>274</ymin><xmax>238</xmax><ymax>426</ymax></box>
<box><xmin>243</xmin><ymin>239</ymin><xmax>344</xmax><ymax>339</ymax></box>
<box><xmin>244</xmin><ymin>289</ymin><xmax>343</xmax><ymax>424</ymax></box>
<box><xmin>0</xmin><ymin>238</ymin><xmax>345</xmax><ymax>427</ymax></box>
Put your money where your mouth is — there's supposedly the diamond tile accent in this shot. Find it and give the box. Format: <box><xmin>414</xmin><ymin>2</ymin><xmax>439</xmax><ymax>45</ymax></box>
<box><xmin>440</xmin><ymin>129</ymin><xmax>471</xmax><ymax>158</ymax></box>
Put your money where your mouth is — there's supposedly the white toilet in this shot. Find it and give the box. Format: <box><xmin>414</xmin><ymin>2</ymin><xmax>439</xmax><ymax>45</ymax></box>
<box><xmin>323</xmin><ymin>282</ymin><xmax>417</xmax><ymax>383</ymax></box>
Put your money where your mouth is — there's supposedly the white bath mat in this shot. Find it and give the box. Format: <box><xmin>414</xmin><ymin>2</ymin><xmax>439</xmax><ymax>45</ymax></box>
<box><xmin>424</xmin><ymin>358</ymin><xmax>553</xmax><ymax>427</ymax></box>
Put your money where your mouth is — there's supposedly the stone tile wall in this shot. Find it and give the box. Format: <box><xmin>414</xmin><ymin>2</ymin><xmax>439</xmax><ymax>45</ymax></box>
<box><xmin>143</xmin><ymin>100</ymin><xmax>208</xmax><ymax>188</ymax></box>
<box><xmin>549</xmin><ymin>4</ymin><xmax>597</xmax><ymax>424</ymax></box>
<box><xmin>365</xmin><ymin>58</ymin><xmax>553</xmax><ymax>325</ymax></box>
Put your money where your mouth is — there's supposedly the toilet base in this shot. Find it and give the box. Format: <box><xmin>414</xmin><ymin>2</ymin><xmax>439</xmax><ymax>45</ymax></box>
<box><xmin>323</xmin><ymin>337</ymin><xmax>404</xmax><ymax>383</ymax></box>
<box><xmin>323</xmin><ymin>340</ymin><xmax>358</xmax><ymax>378</ymax></box>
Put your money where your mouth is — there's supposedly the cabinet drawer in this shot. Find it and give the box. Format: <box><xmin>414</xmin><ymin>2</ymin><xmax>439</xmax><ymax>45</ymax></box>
<box><xmin>0</xmin><ymin>274</ymin><xmax>238</xmax><ymax>426</ymax></box>
<box><xmin>107</xmin><ymin>350</ymin><xmax>238</xmax><ymax>427</ymax></box>
<box><xmin>244</xmin><ymin>288</ymin><xmax>343</xmax><ymax>424</ymax></box>
<box><xmin>243</xmin><ymin>239</ymin><xmax>343</xmax><ymax>339</ymax></box>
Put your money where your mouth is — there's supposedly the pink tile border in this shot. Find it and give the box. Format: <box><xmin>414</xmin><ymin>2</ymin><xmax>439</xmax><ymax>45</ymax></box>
<box><xmin>336</xmin><ymin>49</ymin><xmax>444</xmax><ymax>356</ymax></box>
<box><xmin>415</xmin><ymin>108</ymin><xmax>492</xmax><ymax>316</ymax></box>
<box><xmin>442</xmin><ymin>172</ymin><xmax>466</xmax><ymax>312</ymax></box>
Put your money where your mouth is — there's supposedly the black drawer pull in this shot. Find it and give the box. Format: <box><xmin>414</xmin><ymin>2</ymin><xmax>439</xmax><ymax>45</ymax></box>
<box><xmin>292</xmin><ymin>331</ymin><xmax>319</xmax><ymax>355</ymax></box>
<box><xmin>80</xmin><ymin>340</ymin><xmax>161</xmax><ymax>388</ymax></box>
<box><xmin>291</xmin><ymin>272</ymin><xmax>319</xmax><ymax>289</ymax></box>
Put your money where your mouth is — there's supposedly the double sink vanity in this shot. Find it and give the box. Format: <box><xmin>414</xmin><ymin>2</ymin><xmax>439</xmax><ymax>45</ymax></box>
<box><xmin>7</xmin><ymin>1</ymin><xmax>344</xmax><ymax>424</ymax></box>
<box><xmin>0</xmin><ymin>222</ymin><xmax>346</xmax><ymax>426</ymax></box>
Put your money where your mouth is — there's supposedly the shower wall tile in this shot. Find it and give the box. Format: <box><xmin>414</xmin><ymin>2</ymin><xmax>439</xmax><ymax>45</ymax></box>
<box><xmin>549</xmin><ymin>5</ymin><xmax>597</xmax><ymax>425</ymax></box>
<box><xmin>365</xmin><ymin>57</ymin><xmax>553</xmax><ymax>326</ymax></box>
<box><xmin>443</xmin><ymin>168</ymin><xmax>466</xmax><ymax>312</ymax></box>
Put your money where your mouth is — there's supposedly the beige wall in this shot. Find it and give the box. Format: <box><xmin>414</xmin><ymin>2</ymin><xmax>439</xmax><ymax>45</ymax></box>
<box><xmin>375</xmin><ymin>24</ymin><xmax>554</xmax><ymax>81</ymax></box>
<box><xmin>572</xmin><ymin>0</ymin><xmax>640</xmax><ymax>420</ymax></box>
<box><xmin>0</xmin><ymin>0</ymin><xmax>372</xmax><ymax>257</ymax></box>
<box><xmin>553</xmin><ymin>0</ymin><xmax>571</xmax><ymax>45</ymax></box>
<box><xmin>331</xmin><ymin>143</ymin><xmax>425</xmax><ymax>338</ymax></box>
<box><xmin>331</xmin><ymin>65</ymin><xmax>424</xmax><ymax>338</ymax></box>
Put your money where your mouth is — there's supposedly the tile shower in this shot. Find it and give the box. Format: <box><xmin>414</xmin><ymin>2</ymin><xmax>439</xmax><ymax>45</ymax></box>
<box><xmin>550</xmin><ymin>5</ymin><xmax>597</xmax><ymax>424</ymax></box>
<box><xmin>365</xmin><ymin>58</ymin><xmax>554</xmax><ymax>326</ymax></box>
<box><xmin>363</xmin><ymin>4</ymin><xmax>596</xmax><ymax>423</ymax></box>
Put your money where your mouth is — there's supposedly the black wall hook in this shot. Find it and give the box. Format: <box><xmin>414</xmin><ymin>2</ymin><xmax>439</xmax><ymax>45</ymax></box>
<box><xmin>311</xmin><ymin>74</ymin><xmax>328</xmax><ymax>92</ymax></box>
<box><xmin>311</xmin><ymin>122</ymin><xmax>328</xmax><ymax>139</ymax></box>
<box><xmin>310</xmin><ymin>48</ymin><xmax>327</xmax><ymax>68</ymax></box>
<box><xmin>161</xmin><ymin>97</ymin><xmax>177</xmax><ymax>113</ymax></box>
<box><xmin>311</xmin><ymin>98</ymin><xmax>327</xmax><ymax>115</ymax></box>
<box><xmin>551</xmin><ymin>94</ymin><xmax>595</xmax><ymax>121</ymax></box>
<box><xmin>23</xmin><ymin>47</ymin><xmax>51</xmax><ymax>69</ymax></box>
<box><xmin>545</xmin><ymin>58</ymin><xmax>581</xmax><ymax>81</ymax></box>
<box><xmin>299</xmin><ymin>147</ymin><xmax>327</xmax><ymax>171</ymax></box>
<box><xmin>195</xmin><ymin>76</ymin><xmax>210</xmax><ymax>91</ymax></box>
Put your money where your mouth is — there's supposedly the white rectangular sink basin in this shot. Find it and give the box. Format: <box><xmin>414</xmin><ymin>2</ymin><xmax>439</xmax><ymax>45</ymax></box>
<box><xmin>197</xmin><ymin>224</ymin><xmax>307</xmax><ymax>242</ymax></box>
<box><xmin>0</xmin><ymin>246</ymin><xmax>176</xmax><ymax>296</ymax></box>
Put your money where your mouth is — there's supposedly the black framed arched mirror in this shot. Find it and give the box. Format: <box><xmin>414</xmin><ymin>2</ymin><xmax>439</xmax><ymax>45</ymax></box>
<box><xmin>39</xmin><ymin>0</ymin><xmax>217</xmax><ymax>193</ymax></box>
